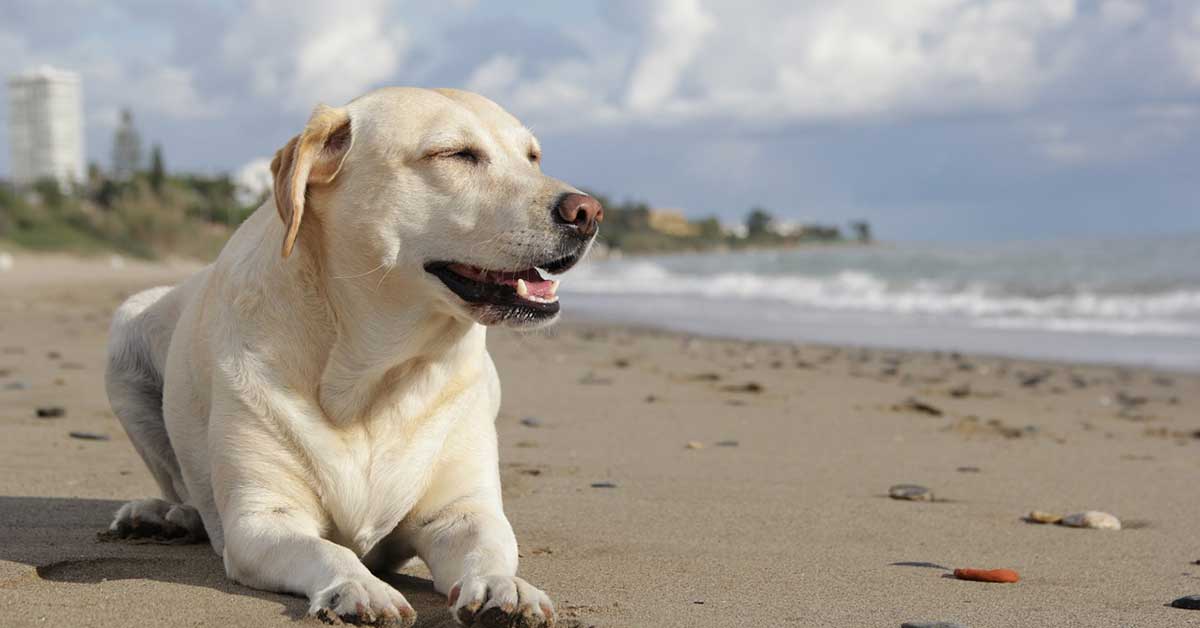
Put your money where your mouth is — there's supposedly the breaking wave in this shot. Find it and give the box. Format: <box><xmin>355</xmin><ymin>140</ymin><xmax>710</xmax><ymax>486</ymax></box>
<box><xmin>564</xmin><ymin>261</ymin><xmax>1200</xmax><ymax>337</ymax></box>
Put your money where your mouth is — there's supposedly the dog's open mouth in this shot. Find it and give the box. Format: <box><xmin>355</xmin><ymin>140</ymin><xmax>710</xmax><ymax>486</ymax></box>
<box><xmin>425</xmin><ymin>261</ymin><xmax>563</xmax><ymax>316</ymax></box>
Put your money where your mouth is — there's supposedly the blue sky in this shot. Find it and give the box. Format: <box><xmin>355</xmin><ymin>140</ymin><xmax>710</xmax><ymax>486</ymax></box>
<box><xmin>2</xmin><ymin>0</ymin><xmax>1199</xmax><ymax>241</ymax></box>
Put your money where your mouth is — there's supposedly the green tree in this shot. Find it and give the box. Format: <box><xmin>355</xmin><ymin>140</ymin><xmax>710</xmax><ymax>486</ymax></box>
<box><xmin>149</xmin><ymin>144</ymin><xmax>166</xmax><ymax>193</ymax></box>
<box><xmin>850</xmin><ymin>220</ymin><xmax>872</xmax><ymax>243</ymax></box>
<box><xmin>746</xmin><ymin>207</ymin><xmax>774</xmax><ymax>238</ymax></box>
<box><xmin>696</xmin><ymin>216</ymin><xmax>724</xmax><ymax>241</ymax></box>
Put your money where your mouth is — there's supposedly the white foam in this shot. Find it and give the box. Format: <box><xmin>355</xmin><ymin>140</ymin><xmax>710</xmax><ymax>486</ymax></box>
<box><xmin>565</xmin><ymin>260</ymin><xmax>1200</xmax><ymax>337</ymax></box>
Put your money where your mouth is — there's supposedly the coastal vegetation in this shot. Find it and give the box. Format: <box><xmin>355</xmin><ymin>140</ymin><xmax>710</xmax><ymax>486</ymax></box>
<box><xmin>0</xmin><ymin>168</ymin><xmax>871</xmax><ymax>260</ymax></box>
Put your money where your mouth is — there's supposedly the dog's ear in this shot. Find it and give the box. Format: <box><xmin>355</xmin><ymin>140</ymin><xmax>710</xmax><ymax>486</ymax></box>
<box><xmin>270</xmin><ymin>104</ymin><xmax>353</xmax><ymax>258</ymax></box>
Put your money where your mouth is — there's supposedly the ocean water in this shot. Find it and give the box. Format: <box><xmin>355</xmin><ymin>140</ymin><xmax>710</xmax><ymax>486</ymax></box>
<box><xmin>560</xmin><ymin>234</ymin><xmax>1200</xmax><ymax>371</ymax></box>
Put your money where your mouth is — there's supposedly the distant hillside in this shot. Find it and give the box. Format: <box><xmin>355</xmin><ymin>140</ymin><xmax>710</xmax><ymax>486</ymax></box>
<box><xmin>0</xmin><ymin>172</ymin><xmax>259</xmax><ymax>259</ymax></box>
<box><xmin>0</xmin><ymin>175</ymin><xmax>871</xmax><ymax>260</ymax></box>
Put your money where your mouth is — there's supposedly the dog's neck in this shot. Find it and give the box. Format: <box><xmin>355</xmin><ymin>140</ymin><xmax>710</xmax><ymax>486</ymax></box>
<box><xmin>238</xmin><ymin>220</ymin><xmax>486</xmax><ymax>426</ymax></box>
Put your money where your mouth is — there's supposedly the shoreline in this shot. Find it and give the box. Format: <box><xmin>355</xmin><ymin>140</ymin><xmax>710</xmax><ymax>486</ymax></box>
<box><xmin>559</xmin><ymin>312</ymin><xmax>1200</xmax><ymax>377</ymax></box>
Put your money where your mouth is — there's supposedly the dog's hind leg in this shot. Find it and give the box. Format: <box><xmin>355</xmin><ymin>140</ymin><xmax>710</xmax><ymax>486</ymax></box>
<box><xmin>104</xmin><ymin>287</ymin><xmax>204</xmax><ymax>543</ymax></box>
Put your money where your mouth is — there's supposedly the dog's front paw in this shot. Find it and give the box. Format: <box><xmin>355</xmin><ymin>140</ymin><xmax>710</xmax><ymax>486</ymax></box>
<box><xmin>449</xmin><ymin>575</ymin><xmax>554</xmax><ymax>628</ymax></box>
<box><xmin>311</xmin><ymin>576</ymin><xmax>416</xmax><ymax>627</ymax></box>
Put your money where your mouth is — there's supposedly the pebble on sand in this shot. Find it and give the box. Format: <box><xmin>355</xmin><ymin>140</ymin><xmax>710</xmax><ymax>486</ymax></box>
<box><xmin>1026</xmin><ymin>511</ymin><xmax>1063</xmax><ymax>524</ymax></box>
<box><xmin>685</xmin><ymin>441</ymin><xmax>704</xmax><ymax>450</ymax></box>
<box><xmin>901</xmin><ymin>622</ymin><xmax>968</xmax><ymax>628</ymax></box>
<box><xmin>69</xmin><ymin>431</ymin><xmax>109</xmax><ymax>441</ymax></box>
<box><xmin>1171</xmin><ymin>595</ymin><xmax>1200</xmax><ymax>610</ymax></box>
<box><xmin>953</xmin><ymin>568</ymin><xmax>1019</xmax><ymax>583</ymax></box>
<box><xmin>1060</xmin><ymin>511</ymin><xmax>1121</xmax><ymax>530</ymax></box>
<box><xmin>895</xmin><ymin>398</ymin><xmax>944</xmax><ymax>417</ymax></box>
<box><xmin>590</xmin><ymin>482</ymin><xmax>617</xmax><ymax>489</ymax></box>
<box><xmin>519</xmin><ymin>416</ymin><xmax>543</xmax><ymax>428</ymax></box>
<box><xmin>36</xmin><ymin>406</ymin><xmax>66</xmax><ymax>418</ymax></box>
<box><xmin>889</xmin><ymin>484</ymin><xmax>932</xmax><ymax>501</ymax></box>
<box><xmin>714</xmin><ymin>440</ymin><xmax>739</xmax><ymax>447</ymax></box>
<box><xmin>721</xmin><ymin>381</ymin><xmax>764</xmax><ymax>394</ymax></box>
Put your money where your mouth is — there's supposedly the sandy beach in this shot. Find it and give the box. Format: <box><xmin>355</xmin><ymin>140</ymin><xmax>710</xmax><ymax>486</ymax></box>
<box><xmin>1</xmin><ymin>254</ymin><xmax>1198</xmax><ymax>628</ymax></box>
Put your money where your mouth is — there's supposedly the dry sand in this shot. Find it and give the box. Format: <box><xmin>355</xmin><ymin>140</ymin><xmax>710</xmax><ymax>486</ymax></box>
<box><xmin>1</xmin><ymin>254</ymin><xmax>1198</xmax><ymax>627</ymax></box>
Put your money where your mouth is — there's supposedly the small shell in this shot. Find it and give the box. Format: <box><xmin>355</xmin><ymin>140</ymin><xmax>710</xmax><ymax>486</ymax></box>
<box><xmin>1061</xmin><ymin>510</ymin><xmax>1121</xmax><ymax>530</ymax></box>
<box><xmin>889</xmin><ymin>484</ymin><xmax>933</xmax><ymax>501</ymax></box>
<box><xmin>1027</xmin><ymin>511</ymin><xmax>1063</xmax><ymax>524</ymax></box>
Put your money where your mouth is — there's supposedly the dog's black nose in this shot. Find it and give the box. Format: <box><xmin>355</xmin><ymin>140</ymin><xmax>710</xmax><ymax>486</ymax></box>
<box><xmin>554</xmin><ymin>193</ymin><xmax>603</xmax><ymax>237</ymax></box>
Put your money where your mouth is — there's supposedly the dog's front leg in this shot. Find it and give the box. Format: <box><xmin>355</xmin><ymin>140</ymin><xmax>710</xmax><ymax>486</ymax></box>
<box><xmin>412</xmin><ymin>499</ymin><xmax>555</xmax><ymax>627</ymax></box>
<box><xmin>222</xmin><ymin>508</ymin><xmax>417</xmax><ymax>626</ymax></box>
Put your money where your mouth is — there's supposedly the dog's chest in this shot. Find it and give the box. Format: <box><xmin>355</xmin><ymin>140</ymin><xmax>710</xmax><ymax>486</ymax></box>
<box><xmin>311</xmin><ymin>423</ymin><xmax>438</xmax><ymax>554</ymax></box>
<box><xmin>316</xmin><ymin>382</ymin><xmax>490</xmax><ymax>556</ymax></box>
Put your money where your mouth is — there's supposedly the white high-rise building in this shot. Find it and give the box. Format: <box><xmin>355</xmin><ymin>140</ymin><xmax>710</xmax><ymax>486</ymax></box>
<box><xmin>7</xmin><ymin>66</ymin><xmax>85</xmax><ymax>187</ymax></box>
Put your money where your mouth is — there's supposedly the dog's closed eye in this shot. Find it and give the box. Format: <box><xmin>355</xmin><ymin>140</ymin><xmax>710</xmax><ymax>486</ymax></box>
<box><xmin>445</xmin><ymin>148</ymin><xmax>482</xmax><ymax>164</ymax></box>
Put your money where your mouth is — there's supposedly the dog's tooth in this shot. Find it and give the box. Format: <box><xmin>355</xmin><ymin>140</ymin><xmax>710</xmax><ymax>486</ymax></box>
<box><xmin>548</xmin><ymin>280</ymin><xmax>559</xmax><ymax>296</ymax></box>
<box><xmin>516</xmin><ymin>278</ymin><xmax>530</xmax><ymax>297</ymax></box>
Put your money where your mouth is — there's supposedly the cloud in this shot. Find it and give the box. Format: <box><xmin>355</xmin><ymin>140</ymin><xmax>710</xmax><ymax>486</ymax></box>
<box><xmin>464</xmin><ymin>54</ymin><xmax>522</xmax><ymax>96</ymax></box>
<box><xmin>221</xmin><ymin>0</ymin><xmax>407</xmax><ymax>109</ymax></box>
<box><xmin>624</xmin><ymin>0</ymin><xmax>716</xmax><ymax>112</ymax></box>
<box><xmin>1175</xmin><ymin>4</ymin><xmax>1200</xmax><ymax>85</ymax></box>
<box><xmin>469</xmin><ymin>0</ymin><xmax>1082</xmax><ymax>127</ymax></box>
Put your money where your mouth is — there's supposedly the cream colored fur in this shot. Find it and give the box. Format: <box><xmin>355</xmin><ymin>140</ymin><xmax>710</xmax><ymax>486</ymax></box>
<box><xmin>104</xmin><ymin>87</ymin><xmax>592</xmax><ymax>627</ymax></box>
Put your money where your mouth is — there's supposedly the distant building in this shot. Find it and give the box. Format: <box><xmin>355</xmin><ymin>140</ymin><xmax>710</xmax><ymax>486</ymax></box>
<box><xmin>7</xmin><ymin>66</ymin><xmax>85</xmax><ymax>187</ymax></box>
<box><xmin>111</xmin><ymin>108</ymin><xmax>142</xmax><ymax>181</ymax></box>
<box><xmin>647</xmin><ymin>208</ymin><xmax>701</xmax><ymax>237</ymax></box>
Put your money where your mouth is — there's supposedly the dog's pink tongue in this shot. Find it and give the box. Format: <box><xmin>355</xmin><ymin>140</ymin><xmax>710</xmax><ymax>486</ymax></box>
<box><xmin>522</xmin><ymin>277</ymin><xmax>556</xmax><ymax>298</ymax></box>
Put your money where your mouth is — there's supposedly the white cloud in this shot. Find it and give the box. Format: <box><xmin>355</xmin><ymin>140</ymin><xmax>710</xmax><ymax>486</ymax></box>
<box><xmin>1100</xmin><ymin>0</ymin><xmax>1145</xmax><ymax>27</ymax></box>
<box><xmin>235</xmin><ymin>157</ymin><xmax>273</xmax><ymax>206</ymax></box>
<box><xmin>1028</xmin><ymin>105</ymin><xmax>1197</xmax><ymax>166</ymax></box>
<box><xmin>1175</xmin><ymin>4</ymin><xmax>1200</xmax><ymax>85</ymax></box>
<box><xmin>471</xmin><ymin>0</ymin><xmax>1081</xmax><ymax>128</ymax></box>
<box><xmin>624</xmin><ymin>0</ymin><xmax>716</xmax><ymax>112</ymax></box>
<box><xmin>464</xmin><ymin>54</ymin><xmax>522</xmax><ymax>96</ymax></box>
<box><xmin>221</xmin><ymin>0</ymin><xmax>406</xmax><ymax>109</ymax></box>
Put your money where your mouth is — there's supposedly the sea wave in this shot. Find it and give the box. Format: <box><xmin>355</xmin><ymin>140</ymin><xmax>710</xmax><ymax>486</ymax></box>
<box><xmin>564</xmin><ymin>261</ymin><xmax>1200</xmax><ymax>329</ymax></box>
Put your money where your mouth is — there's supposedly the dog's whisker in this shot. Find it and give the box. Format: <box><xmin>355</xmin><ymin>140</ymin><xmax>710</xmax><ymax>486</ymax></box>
<box><xmin>331</xmin><ymin>261</ymin><xmax>387</xmax><ymax>281</ymax></box>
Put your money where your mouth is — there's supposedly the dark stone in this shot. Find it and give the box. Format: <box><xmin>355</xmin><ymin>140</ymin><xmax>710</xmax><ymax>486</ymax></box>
<box><xmin>36</xmin><ymin>406</ymin><xmax>65</xmax><ymax>418</ymax></box>
<box><xmin>1019</xmin><ymin>371</ymin><xmax>1049</xmax><ymax>387</ymax></box>
<box><xmin>901</xmin><ymin>623</ymin><xmax>968</xmax><ymax>628</ymax></box>
<box><xmin>520</xmin><ymin>416</ymin><xmax>543</xmax><ymax>428</ymax></box>
<box><xmin>69</xmin><ymin>431</ymin><xmax>109</xmax><ymax>441</ymax></box>
<box><xmin>895</xmin><ymin>398</ymin><xmax>943</xmax><ymax>417</ymax></box>
<box><xmin>590</xmin><ymin>482</ymin><xmax>617</xmax><ymax>489</ymax></box>
<box><xmin>714</xmin><ymin>440</ymin><xmax>739</xmax><ymax>447</ymax></box>
<box><xmin>948</xmin><ymin>385</ymin><xmax>971</xmax><ymax>398</ymax></box>
<box><xmin>889</xmin><ymin>484</ymin><xmax>932</xmax><ymax>501</ymax></box>
<box><xmin>1171</xmin><ymin>595</ymin><xmax>1200</xmax><ymax>610</ymax></box>
<box><xmin>721</xmin><ymin>381</ymin><xmax>764</xmax><ymax>394</ymax></box>
<box><xmin>956</xmin><ymin>466</ymin><xmax>981</xmax><ymax>473</ymax></box>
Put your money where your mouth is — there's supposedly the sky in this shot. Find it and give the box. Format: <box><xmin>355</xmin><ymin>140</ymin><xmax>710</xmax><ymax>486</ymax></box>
<box><xmin>2</xmin><ymin>0</ymin><xmax>1199</xmax><ymax>242</ymax></box>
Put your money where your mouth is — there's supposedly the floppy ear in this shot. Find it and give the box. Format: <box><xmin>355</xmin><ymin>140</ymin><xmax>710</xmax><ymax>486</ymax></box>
<box><xmin>269</xmin><ymin>104</ymin><xmax>353</xmax><ymax>258</ymax></box>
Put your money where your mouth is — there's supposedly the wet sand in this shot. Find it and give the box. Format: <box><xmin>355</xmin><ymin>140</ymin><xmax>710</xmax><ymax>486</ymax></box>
<box><xmin>1</xmin><ymin>254</ymin><xmax>1198</xmax><ymax>627</ymax></box>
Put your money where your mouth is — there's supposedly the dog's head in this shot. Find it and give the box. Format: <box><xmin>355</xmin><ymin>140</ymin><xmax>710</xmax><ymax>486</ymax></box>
<box><xmin>269</xmin><ymin>87</ymin><xmax>602</xmax><ymax>329</ymax></box>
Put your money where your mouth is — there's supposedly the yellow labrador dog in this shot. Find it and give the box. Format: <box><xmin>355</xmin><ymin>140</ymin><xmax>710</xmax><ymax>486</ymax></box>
<box><xmin>104</xmin><ymin>87</ymin><xmax>601</xmax><ymax>627</ymax></box>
